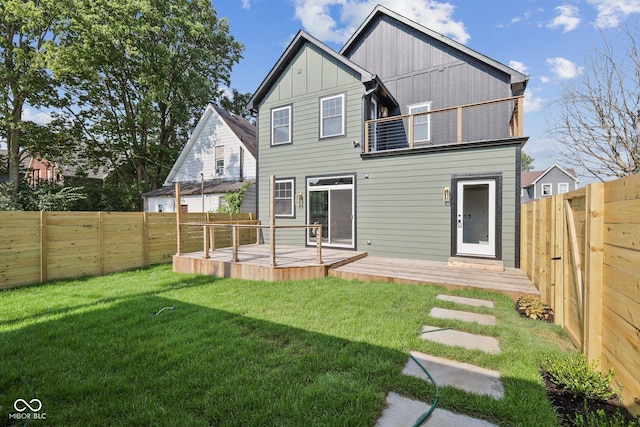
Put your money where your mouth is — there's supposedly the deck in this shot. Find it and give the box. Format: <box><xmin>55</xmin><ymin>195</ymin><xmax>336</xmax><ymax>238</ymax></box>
<box><xmin>329</xmin><ymin>255</ymin><xmax>539</xmax><ymax>300</ymax></box>
<box><xmin>173</xmin><ymin>244</ymin><xmax>368</xmax><ymax>281</ymax></box>
<box><xmin>173</xmin><ymin>244</ymin><xmax>538</xmax><ymax>299</ymax></box>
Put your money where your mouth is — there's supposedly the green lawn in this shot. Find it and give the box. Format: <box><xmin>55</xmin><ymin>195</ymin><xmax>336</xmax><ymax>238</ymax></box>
<box><xmin>0</xmin><ymin>264</ymin><xmax>574</xmax><ymax>426</ymax></box>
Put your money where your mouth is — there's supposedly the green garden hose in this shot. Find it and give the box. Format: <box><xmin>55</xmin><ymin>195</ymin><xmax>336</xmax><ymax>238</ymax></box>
<box><xmin>411</xmin><ymin>327</ymin><xmax>453</xmax><ymax>426</ymax></box>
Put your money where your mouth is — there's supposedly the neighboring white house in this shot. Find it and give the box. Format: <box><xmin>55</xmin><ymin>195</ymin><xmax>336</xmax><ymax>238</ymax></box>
<box><xmin>142</xmin><ymin>105</ymin><xmax>256</xmax><ymax>212</ymax></box>
<box><xmin>521</xmin><ymin>164</ymin><xmax>579</xmax><ymax>202</ymax></box>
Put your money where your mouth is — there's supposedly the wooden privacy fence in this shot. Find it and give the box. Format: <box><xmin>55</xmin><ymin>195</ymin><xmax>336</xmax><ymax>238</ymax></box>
<box><xmin>521</xmin><ymin>174</ymin><xmax>640</xmax><ymax>416</ymax></box>
<box><xmin>0</xmin><ymin>211</ymin><xmax>255</xmax><ymax>290</ymax></box>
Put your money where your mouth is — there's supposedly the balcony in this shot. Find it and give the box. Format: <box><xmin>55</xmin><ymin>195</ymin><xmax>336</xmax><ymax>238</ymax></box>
<box><xmin>364</xmin><ymin>96</ymin><xmax>524</xmax><ymax>153</ymax></box>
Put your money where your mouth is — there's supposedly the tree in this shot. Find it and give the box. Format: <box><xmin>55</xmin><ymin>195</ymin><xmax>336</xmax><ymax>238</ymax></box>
<box><xmin>550</xmin><ymin>22</ymin><xmax>640</xmax><ymax>181</ymax></box>
<box><xmin>0</xmin><ymin>0</ymin><xmax>69</xmax><ymax>190</ymax></box>
<box><xmin>51</xmin><ymin>0</ymin><xmax>243</xmax><ymax>208</ymax></box>
<box><xmin>521</xmin><ymin>151</ymin><xmax>535</xmax><ymax>172</ymax></box>
<box><xmin>220</xmin><ymin>89</ymin><xmax>253</xmax><ymax>120</ymax></box>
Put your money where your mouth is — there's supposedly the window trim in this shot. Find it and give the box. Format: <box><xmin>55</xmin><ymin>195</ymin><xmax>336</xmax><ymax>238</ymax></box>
<box><xmin>271</xmin><ymin>105</ymin><xmax>292</xmax><ymax>146</ymax></box>
<box><xmin>319</xmin><ymin>94</ymin><xmax>345</xmax><ymax>139</ymax></box>
<box><xmin>558</xmin><ymin>182</ymin><xmax>569</xmax><ymax>194</ymax></box>
<box><xmin>408</xmin><ymin>102</ymin><xmax>432</xmax><ymax>144</ymax></box>
<box><xmin>215</xmin><ymin>145</ymin><xmax>225</xmax><ymax>176</ymax></box>
<box><xmin>541</xmin><ymin>183</ymin><xmax>552</xmax><ymax>196</ymax></box>
<box><xmin>274</xmin><ymin>178</ymin><xmax>295</xmax><ymax>218</ymax></box>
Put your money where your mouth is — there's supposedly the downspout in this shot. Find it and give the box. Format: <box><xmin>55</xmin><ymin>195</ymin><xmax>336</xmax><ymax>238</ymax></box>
<box><xmin>361</xmin><ymin>77</ymin><xmax>379</xmax><ymax>153</ymax></box>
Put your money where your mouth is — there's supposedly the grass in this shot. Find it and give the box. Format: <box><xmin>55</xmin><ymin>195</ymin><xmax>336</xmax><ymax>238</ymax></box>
<box><xmin>0</xmin><ymin>264</ymin><xmax>575</xmax><ymax>426</ymax></box>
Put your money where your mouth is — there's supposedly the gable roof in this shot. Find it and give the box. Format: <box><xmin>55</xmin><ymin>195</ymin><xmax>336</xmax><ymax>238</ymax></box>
<box><xmin>212</xmin><ymin>105</ymin><xmax>257</xmax><ymax>158</ymax></box>
<box><xmin>164</xmin><ymin>105</ymin><xmax>256</xmax><ymax>185</ymax></box>
<box><xmin>521</xmin><ymin>164</ymin><xmax>579</xmax><ymax>187</ymax></box>
<box><xmin>246</xmin><ymin>30</ymin><xmax>389</xmax><ymax>112</ymax></box>
<box><xmin>340</xmin><ymin>5</ymin><xmax>529</xmax><ymax>91</ymax></box>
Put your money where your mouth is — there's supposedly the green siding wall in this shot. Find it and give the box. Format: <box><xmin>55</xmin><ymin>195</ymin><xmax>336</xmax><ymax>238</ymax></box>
<box><xmin>257</xmin><ymin>42</ymin><xmax>519</xmax><ymax>267</ymax></box>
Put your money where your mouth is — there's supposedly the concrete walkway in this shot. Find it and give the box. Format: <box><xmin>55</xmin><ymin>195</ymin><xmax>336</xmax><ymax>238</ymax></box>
<box><xmin>376</xmin><ymin>294</ymin><xmax>505</xmax><ymax>426</ymax></box>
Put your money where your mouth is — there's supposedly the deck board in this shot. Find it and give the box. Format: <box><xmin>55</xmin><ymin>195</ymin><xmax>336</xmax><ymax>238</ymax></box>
<box><xmin>173</xmin><ymin>245</ymin><xmax>538</xmax><ymax>299</ymax></box>
<box><xmin>329</xmin><ymin>256</ymin><xmax>539</xmax><ymax>299</ymax></box>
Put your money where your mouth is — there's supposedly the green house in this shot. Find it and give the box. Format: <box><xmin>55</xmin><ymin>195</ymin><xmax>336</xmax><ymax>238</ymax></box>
<box><xmin>247</xmin><ymin>5</ymin><xmax>529</xmax><ymax>268</ymax></box>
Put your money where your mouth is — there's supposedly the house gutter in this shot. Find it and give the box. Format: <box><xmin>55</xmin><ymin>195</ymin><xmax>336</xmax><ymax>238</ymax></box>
<box><xmin>360</xmin><ymin>78</ymin><xmax>379</xmax><ymax>152</ymax></box>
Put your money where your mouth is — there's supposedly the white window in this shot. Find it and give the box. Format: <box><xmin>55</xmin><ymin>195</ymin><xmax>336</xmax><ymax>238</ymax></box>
<box><xmin>215</xmin><ymin>145</ymin><xmax>225</xmax><ymax>175</ymax></box>
<box><xmin>272</xmin><ymin>105</ymin><xmax>291</xmax><ymax>145</ymax></box>
<box><xmin>275</xmin><ymin>179</ymin><xmax>294</xmax><ymax>217</ymax></box>
<box><xmin>320</xmin><ymin>94</ymin><xmax>345</xmax><ymax>138</ymax></box>
<box><xmin>409</xmin><ymin>102</ymin><xmax>431</xmax><ymax>143</ymax></box>
<box><xmin>558</xmin><ymin>182</ymin><xmax>569</xmax><ymax>194</ymax></box>
<box><xmin>541</xmin><ymin>183</ymin><xmax>552</xmax><ymax>196</ymax></box>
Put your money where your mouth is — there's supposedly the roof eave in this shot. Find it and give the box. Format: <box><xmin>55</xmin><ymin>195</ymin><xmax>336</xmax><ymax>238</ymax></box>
<box><xmin>247</xmin><ymin>30</ymin><xmax>375</xmax><ymax>112</ymax></box>
<box><xmin>339</xmin><ymin>5</ymin><xmax>529</xmax><ymax>87</ymax></box>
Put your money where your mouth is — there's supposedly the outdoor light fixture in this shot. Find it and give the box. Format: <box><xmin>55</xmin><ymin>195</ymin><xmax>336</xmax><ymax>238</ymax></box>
<box><xmin>443</xmin><ymin>187</ymin><xmax>450</xmax><ymax>203</ymax></box>
<box><xmin>296</xmin><ymin>193</ymin><xmax>304</xmax><ymax>209</ymax></box>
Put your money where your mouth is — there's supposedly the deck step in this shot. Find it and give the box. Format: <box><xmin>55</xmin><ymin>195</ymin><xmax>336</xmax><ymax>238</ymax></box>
<box><xmin>447</xmin><ymin>257</ymin><xmax>504</xmax><ymax>272</ymax></box>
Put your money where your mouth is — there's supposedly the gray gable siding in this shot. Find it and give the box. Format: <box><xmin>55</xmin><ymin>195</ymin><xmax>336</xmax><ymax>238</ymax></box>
<box><xmin>344</xmin><ymin>15</ymin><xmax>513</xmax><ymax>144</ymax></box>
<box><xmin>533</xmin><ymin>166</ymin><xmax>577</xmax><ymax>200</ymax></box>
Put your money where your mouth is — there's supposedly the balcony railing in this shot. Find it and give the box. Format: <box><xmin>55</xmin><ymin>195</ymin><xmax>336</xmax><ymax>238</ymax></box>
<box><xmin>364</xmin><ymin>96</ymin><xmax>523</xmax><ymax>153</ymax></box>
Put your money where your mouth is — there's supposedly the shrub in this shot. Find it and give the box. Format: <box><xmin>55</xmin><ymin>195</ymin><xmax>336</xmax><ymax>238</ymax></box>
<box><xmin>516</xmin><ymin>295</ymin><xmax>554</xmax><ymax>321</ymax></box>
<box><xmin>572</xmin><ymin>404</ymin><xmax>640</xmax><ymax>427</ymax></box>
<box><xmin>541</xmin><ymin>354</ymin><xmax>617</xmax><ymax>401</ymax></box>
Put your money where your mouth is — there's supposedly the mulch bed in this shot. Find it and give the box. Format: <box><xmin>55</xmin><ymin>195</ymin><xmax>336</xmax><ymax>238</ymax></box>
<box><xmin>542</xmin><ymin>371</ymin><xmax>638</xmax><ymax>426</ymax></box>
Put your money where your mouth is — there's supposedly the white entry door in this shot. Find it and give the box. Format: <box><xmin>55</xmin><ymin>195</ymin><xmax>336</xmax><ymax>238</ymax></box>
<box><xmin>456</xmin><ymin>179</ymin><xmax>496</xmax><ymax>257</ymax></box>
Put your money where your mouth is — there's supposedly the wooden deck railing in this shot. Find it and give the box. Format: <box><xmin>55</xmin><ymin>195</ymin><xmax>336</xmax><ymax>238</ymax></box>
<box><xmin>364</xmin><ymin>95</ymin><xmax>523</xmax><ymax>153</ymax></box>
<box><xmin>179</xmin><ymin>221</ymin><xmax>323</xmax><ymax>267</ymax></box>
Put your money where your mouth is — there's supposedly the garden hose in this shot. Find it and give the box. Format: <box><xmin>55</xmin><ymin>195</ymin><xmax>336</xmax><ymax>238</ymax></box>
<box><xmin>151</xmin><ymin>306</ymin><xmax>176</xmax><ymax>316</ymax></box>
<box><xmin>410</xmin><ymin>327</ymin><xmax>454</xmax><ymax>426</ymax></box>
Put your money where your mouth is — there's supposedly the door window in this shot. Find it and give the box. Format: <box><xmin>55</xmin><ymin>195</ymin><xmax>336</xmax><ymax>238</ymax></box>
<box><xmin>307</xmin><ymin>176</ymin><xmax>354</xmax><ymax>248</ymax></box>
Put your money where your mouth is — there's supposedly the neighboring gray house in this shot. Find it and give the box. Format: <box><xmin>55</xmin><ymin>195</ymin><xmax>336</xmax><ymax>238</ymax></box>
<box><xmin>247</xmin><ymin>5</ymin><xmax>529</xmax><ymax>267</ymax></box>
<box><xmin>142</xmin><ymin>105</ymin><xmax>257</xmax><ymax>213</ymax></box>
<box><xmin>521</xmin><ymin>164</ymin><xmax>579</xmax><ymax>203</ymax></box>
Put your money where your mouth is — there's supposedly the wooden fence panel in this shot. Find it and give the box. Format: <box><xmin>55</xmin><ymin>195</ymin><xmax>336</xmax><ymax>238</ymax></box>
<box><xmin>0</xmin><ymin>212</ymin><xmax>41</xmax><ymax>289</ymax></box>
<box><xmin>0</xmin><ymin>211</ymin><xmax>254</xmax><ymax>290</ymax></box>
<box><xmin>522</xmin><ymin>174</ymin><xmax>640</xmax><ymax>416</ymax></box>
<box><xmin>602</xmin><ymin>176</ymin><xmax>640</xmax><ymax>414</ymax></box>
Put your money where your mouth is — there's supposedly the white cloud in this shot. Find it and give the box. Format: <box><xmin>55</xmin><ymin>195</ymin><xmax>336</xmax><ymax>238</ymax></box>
<box><xmin>540</xmin><ymin>76</ymin><xmax>551</xmax><ymax>83</ymax></box>
<box><xmin>509</xmin><ymin>60</ymin><xmax>528</xmax><ymax>74</ymax></box>
<box><xmin>510</xmin><ymin>10</ymin><xmax>532</xmax><ymax>24</ymax></box>
<box><xmin>292</xmin><ymin>0</ymin><xmax>470</xmax><ymax>45</ymax></box>
<box><xmin>22</xmin><ymin>108</ymin><xmax>53</xmax><ymax>125</ymax></box>
<box><xmin>587</xmin><ymin>0</ymin><xmax>640</xmax><ymax>28</ymax></box>
<box><xmin>546</xmin><ymin>57</ymin><xmax>584</xmax><ymax>79</ymax></box>
<box><xmin>547</xmin><ymin>5</ymin><xmax>581</xmax><ymax>32</ymax></box>
<box><xmin>524</xmin><ymin>89</ymin><xmax>545</xmax><ymax>113</ymax></box>
<box><xmin>241</xmin><ymin>0</ymin><xmax>251</xmax><ymax>10</ymax></box>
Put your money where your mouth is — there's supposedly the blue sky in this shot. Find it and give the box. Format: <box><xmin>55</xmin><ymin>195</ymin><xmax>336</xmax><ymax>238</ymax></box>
<box><xmin>14</xmin><ymin>0</ymin><xmax>640</xmax><ymax>183</ymax></box>
<box><xmin>213</xmin><ymin>0</ymin><xmax>640</xmax><ymax>183</ymax></box>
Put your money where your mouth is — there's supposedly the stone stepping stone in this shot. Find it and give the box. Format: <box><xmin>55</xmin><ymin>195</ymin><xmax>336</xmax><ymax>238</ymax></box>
<box><xmin>437</xmin><ymin>294</ymin><xmax>494</xmax><ymax>308</ymax></box>
<box><xmin>420</xmin><ymin>325</ymin><xmax>500</xmax><ymax>354</ymax></box>
<box><xmin>403</xmin><ymin>351</ymin><xmax>504</xmax><ymax>399</ymax></box>
<box><xmin>430</xmin><ymin>307</ymin><xmax>496</xmax><ymax>325</ymax></box>
<box><xmin>376</xmin><ymin>392</ymin><xmax>498</xmax><ymax>427</ymax></box>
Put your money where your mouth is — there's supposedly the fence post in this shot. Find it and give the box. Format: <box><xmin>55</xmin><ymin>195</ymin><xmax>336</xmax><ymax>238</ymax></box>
<box><xmin>98</xmin><ymin>212</ymin><xmax>104</xmax><ymax>276</ymax></box>
<box><xmin>176</xmin><ymin>183</ymin><xmax>182</xmax><ymax>255</ymax></box>
<box><xmin>584</xmin><ymin>183</ymin><xmax>604</xmax><ymax>364</ymax></box>
<box><xmin>40</xmin><ymin>211</ymin><xmax>48</xmax><ymax>283</ymax></box>
<box><xmin>552</xmin><ymin>194</ymin><xmax>564</xmax><ymax>325</ymax></box>
<box><xmin>539</xmin><ymin>198</ymin><xmax>549</xmax><ymax>300</ymax></box>
<box><xmin>143</xmin><ymin>212</ymin><xmax>149</xmax><ymax>266</ymax></box>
